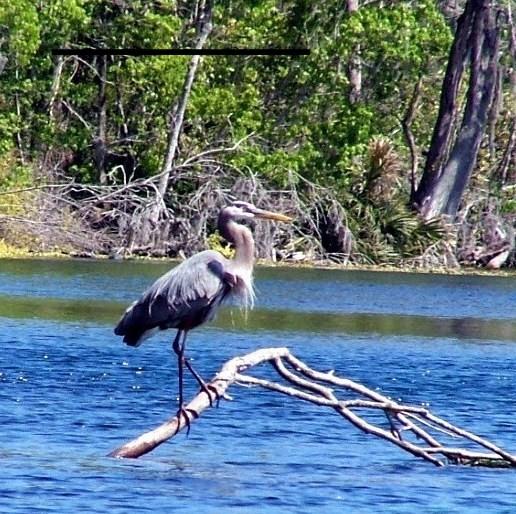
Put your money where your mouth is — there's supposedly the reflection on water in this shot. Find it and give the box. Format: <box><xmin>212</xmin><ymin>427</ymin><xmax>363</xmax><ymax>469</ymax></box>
<box><xmin>0</xmin><ymin>293</ymin><xmax>515</xmax><ymax>342</ymax></box>
<box><xmin>1</xmin><ymin>258</ymin><xmax>515</xmax><ymax>320</ymax></box>
<box><xmin>0</xmin><ymin>257</ymin><xmax>515</xmax><ymax>342</ymax></box>
<box><xmin>1</xmin><ymin>258</ymin><xmax>516</xmax><ymax>514</ymax></box>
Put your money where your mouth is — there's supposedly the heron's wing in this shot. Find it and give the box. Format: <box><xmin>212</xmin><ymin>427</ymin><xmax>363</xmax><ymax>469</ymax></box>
<box><xmin>153</xmin><ymin>250</ymin><xmax>228</xmax><ymax>308</ymax></box>
<box><xmin>114</xmin><ymin>251</ymin><xmax>230</xmax><ymax>345</ymax></box>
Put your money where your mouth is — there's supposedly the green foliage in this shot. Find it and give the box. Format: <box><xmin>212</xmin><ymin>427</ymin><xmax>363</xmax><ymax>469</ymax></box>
<box><xmin>341</xmin><ymin>0</ymin><xmax>451</xmax><ymax>74</ymax></box>
<box><xmin>0</xmin><ymin>113</ymin><xmax>17</xmax><ymax>155</ymax></box>
<box><xmin>39</xmin><ymin>0</ymin><xmax>89</xmax><ymax>47</ymax></box>
<box><xmin>500</xmin><ymin>191</ymin><xmax>516</xmax><ymax>215</ymax></box>
<box><xmin>5</xmin><ymin>0</ymin><xmax>509</xmax><ymax>265</ymax></box>
<box><xmin>0</xmin><ymin>1</ymin><xmax>41</xmax><ymax>64</ymax></box>
<box><xmin>206</xmin><ymin>231</ymin><xmax>234</xmax><ymax>259</ymax></box>
<box><xmin>0</xmin><ymin>0</ymin><xmax>453</xmax><ymax>186</ymax></box>
<box><xmin>344</xmin><ymin>138</ymin><xmax>446</xmax><ymax>263</ymax></box>
<box><xmin>0</xmin><ymin>151</ymin><xmax>33</xmax><ymax>217</ymax></box>
<box><xmin>0</xmin><ymin>164</ymin><xmax>31</xmax><ymax>192</ymax></box>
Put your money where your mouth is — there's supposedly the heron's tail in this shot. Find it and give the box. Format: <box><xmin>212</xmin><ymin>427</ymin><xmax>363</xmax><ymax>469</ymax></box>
<box><xmin>114</xmin><ymin>301</ymin><xmax>149</xmax><ymax>347</ymax></box>
<box><xmin>114</xmin><ymin>322</ymin><xmax>144</xmax><ymax>347</ymax></box>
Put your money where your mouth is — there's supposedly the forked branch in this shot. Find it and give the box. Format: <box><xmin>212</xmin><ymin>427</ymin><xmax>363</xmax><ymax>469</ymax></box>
<box><xmin>109</xmin><ymin>348</ymin><xmax>516</xmax><ymax>467</ymax></box>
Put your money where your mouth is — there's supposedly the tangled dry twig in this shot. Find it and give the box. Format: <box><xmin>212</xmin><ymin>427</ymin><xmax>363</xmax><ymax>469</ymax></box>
<box><xmin>0</xmin><ymin>163</ymin><xmax>351</xmax><ymax>262</ymax></box>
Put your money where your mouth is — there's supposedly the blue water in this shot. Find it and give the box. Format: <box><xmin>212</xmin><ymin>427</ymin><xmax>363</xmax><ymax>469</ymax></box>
<box><xmin>1</xmin><ymin>259</ymin><xmax>516</xmax><ymax>513</ymax></box>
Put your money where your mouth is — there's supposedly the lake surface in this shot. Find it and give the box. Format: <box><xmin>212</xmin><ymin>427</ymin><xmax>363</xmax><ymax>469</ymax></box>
<box><xmin>1</xmin><ymin>258</ymin><xmax>516</xmax><ymax>513</ymax></box>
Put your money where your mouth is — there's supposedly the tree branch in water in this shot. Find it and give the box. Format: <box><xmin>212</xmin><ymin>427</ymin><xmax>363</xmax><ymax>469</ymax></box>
<box><xmin>109</xmin><ymin>348</ymin><xmax>516</xmax><ymax>467</ymax></box>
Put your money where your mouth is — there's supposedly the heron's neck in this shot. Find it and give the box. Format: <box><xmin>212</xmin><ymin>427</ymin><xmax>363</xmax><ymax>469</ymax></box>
<box><xmin>219</xmin><ymin>217</ymin><xmax>255</xmax><ymax>270</ymax></box>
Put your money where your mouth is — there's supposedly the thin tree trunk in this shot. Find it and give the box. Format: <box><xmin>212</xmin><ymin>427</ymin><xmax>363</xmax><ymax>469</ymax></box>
<box><xmin>14</xmin><ymin>61</ymin><xmax>25</xmax><ymax>166</ymax></box>
<box><xmin>508</xmin><ymin>2</ymin><xmax>516</xmax><ymax>96</ymax></box>
<box><xmin>156</xmin><ymin>0</ymin><xmax>213</xmax><ymax>200</ymax></box>
<box><xmin>487</xmin><ymin>65</ymin><xmax>502</xmax><ymax>159</ymax></box>
<box><xmin>48</xmin><ymin>55</ymin><xmax>64</xmax><ymax>120</ymax></box>
<box><xmin>131</xmin><ymin>1</ymin><xmax>213</xmax><ymax>252</ymax></box>
<box><xmin>347</xmin><ymin>0</ymin><xmax>362</xmax><ymax>104</ymax></box>
<box><xmin>412</xmin><ymin>0</ymin><xmax>476</xmax><ymax>209</ymax></box>
<box><xmin>402</xmin><ymin>77</ymin><xmax>423</xmax><ymax>198</ymax></box>
<box><xmin>496</xmin><ymin>118</ymin><xmax>516</xmax><ymax>183</ymax></box>
<box><xmin>422</xmin><ymin>2</ymin><xmax>500</xmax><ymax>218</ymax></box>
<box><xmin>0</xmin><ymin>53</ymin><xmax>7</xmax><ymax>75</ymax></box>
<box><xmin>94</xmin><ymin>55</ymin><xmax>108</xmax><ymax>186</ymax></box>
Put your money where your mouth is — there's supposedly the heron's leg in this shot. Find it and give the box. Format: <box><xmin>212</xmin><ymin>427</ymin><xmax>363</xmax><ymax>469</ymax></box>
<box><xmin>172</xmin><ymin>330</ymin><xmax>192</xmax><ymax>433</ymax></box>
<box><xmin>183</xmin><ymin>358</ymin><xmax>220</xmax><ymax>407</ymax></box>
<box><xmin>172</xmin><ymin>330</ymin><xmax>185</xmax><ymax>406</ymax></box>
<box><xmin>173</xmin><ymin>331</ymin><xmax>218</xmax><ymax>413</ymax></box>
<box><xmin>176</xmin><ymin>332</ymin><xmax>218</xmax><ymax>407</ymax></box>
<box><xmin>385</xmin><ymin>410</ymin><xmax>402</xmax><ymax>440</ymax></box>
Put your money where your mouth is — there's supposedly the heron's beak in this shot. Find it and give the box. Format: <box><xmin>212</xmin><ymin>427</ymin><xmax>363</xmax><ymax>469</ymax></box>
<box><xmin>253</xmin><ymin>208</ymin><xmax>293</xmax><ymax>223</ymax></box>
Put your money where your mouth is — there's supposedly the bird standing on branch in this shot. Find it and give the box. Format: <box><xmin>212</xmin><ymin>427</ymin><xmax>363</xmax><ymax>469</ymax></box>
<box><xmin>114</xmin><ymin>200</ymin><xmax>292</xmax><ymax>423</ymax></box>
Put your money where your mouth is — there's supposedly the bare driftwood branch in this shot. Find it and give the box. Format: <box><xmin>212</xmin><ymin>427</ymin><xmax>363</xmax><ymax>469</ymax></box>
<box><xmin>109</xmin><ymin>347</ymin><xmax>516</xmax><ymax>467</ymax></box>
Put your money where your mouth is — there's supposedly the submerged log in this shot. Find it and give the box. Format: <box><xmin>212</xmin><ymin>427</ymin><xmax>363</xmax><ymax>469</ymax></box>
<box><xmin>109</xmin><ymin>347</ymin><xmax>516</xmax><ymax>467</ymax></box>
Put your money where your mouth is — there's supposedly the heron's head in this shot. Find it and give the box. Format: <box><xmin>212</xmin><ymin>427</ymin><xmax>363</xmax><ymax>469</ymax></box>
<box><xmin>224</xmin><ymin>200</ymin><xmax>292</xmax><ymax>223</ymax></box>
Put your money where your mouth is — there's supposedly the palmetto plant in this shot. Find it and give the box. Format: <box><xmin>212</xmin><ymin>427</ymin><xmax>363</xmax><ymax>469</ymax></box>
<box><xmin>346</xmin><ymin>138</ymin><xmax>446</xmax><ymax>263</ymax></box>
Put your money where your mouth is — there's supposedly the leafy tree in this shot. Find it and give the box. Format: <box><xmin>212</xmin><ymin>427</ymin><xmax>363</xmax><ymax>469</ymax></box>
<box><xmin>0</xmin><ymin>0</ymin><xmax>512</xmax><ymax>265</ymax></box>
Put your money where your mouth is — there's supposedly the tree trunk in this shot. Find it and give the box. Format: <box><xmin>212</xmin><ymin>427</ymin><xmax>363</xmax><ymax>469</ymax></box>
<box><xmin>130</xmin><ymin>1</ymin><xmax>214</xmax><ymax>252</ymax></box>
<box><xmin>411</xmin><ymin>0</ymin><xmax>475</xmax><ymax>209</ymax></box>
<box><xmin>14</xmin><ymin>61</ymin><xmax>25</xmax><ymax>166</ymax></box>
<box><xmin>347</xmin><ymin>0</ymin><xmax>362</xmax><ymax>104</ymax></box>
<box><xmin>508</xmin><ymin>2</ymin><xmax>516</xmax><ymax>96</ymax></box>
<box><xmin>0</xmin><ymin>53</ymin><xmax>7</xmax><ymax>75</ymax></box>
<box><xmin>496</xmin><ymin>118</ymin><xmax>516</xmax><ymax>183</ymax></box>
<box><xmin>93</xmin><ymin>55</ymin><xmax>108</xmax><ymax>186</ymax></box>
<box><xmin>156</xmin><ymin>0</ymin><xmax>213</xmax><ymax>200</ymax></box>
<box><xmin>413</xmin><ymin>0</ymin><xmax>501</xmax><ymax>220</ymax></box>
<box><xmin>402</xmin><ymin>77</ymin><xmax>423</xmax><ymax>198</ymax></box>
<box><xmin>48</xmin><ymin>55</ymin><xmax>64</xmax><ymax>120</ymax></box>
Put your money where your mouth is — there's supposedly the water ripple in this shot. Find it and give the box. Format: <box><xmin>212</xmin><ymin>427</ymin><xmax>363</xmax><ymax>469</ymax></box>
<box><xmin>0</xmin><ymin>262</ymin><xmax>515</xmax><ymax>513</ymax></box>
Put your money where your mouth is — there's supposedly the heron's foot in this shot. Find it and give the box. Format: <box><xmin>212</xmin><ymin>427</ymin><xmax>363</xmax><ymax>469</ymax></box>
<box><xmin>175</xmin><ymin>405</ymin><xmax>199</xmax><ymax>436</ymax></box>
<box><xmin>206</xmin><ymin>383</ymin><xmax>222</xmax><ymax>408</ymax></box>
<box><xmin>197</xmin><ymin>381</ymin><xmax>220</xmax><ymax>408</ymax></box>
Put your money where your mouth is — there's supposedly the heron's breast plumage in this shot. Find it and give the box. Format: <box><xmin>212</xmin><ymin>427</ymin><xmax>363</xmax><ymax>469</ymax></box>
<box><xmin>227</xmin><ymin>264</ymin><xmax>255</xmax><ymax>312</ymax></box>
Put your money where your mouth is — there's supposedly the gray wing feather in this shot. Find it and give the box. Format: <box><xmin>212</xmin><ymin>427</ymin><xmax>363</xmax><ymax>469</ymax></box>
<box><xmin>152</xmin><ymin>251</ymin><xmax>225</xmax><ymax>306</ymax></box>
<box><xmin>114</xmin><ymin>251</ymin><xmax>229</xmax><ymax>345</ymax></box>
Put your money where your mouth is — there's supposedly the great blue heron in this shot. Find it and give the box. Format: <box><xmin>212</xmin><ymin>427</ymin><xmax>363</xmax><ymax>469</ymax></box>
<box><xmin>114</xmin><ymin>200</ymin><xmax>292</xmax><ymax>419</ymax></box>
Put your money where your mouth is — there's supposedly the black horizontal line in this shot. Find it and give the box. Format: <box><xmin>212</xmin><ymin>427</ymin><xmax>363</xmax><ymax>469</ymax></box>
<box><xmin>52</xmin><ymin>48</ymin><xmax>310</xmax><ymax>57</ymax></box>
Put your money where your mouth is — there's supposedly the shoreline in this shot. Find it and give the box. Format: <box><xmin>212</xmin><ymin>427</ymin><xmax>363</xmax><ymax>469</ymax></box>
<box><xmin>1</xmin><ymin>246</ymin><xmax>514</xmax><ymax>278</ymax></box>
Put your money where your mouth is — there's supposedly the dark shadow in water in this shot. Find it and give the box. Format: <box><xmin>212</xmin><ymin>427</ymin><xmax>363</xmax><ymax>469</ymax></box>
<box><xmin>0</xmin><ymin>293</ymin><xmax>514</xmax><ymax>342</ymax></box>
